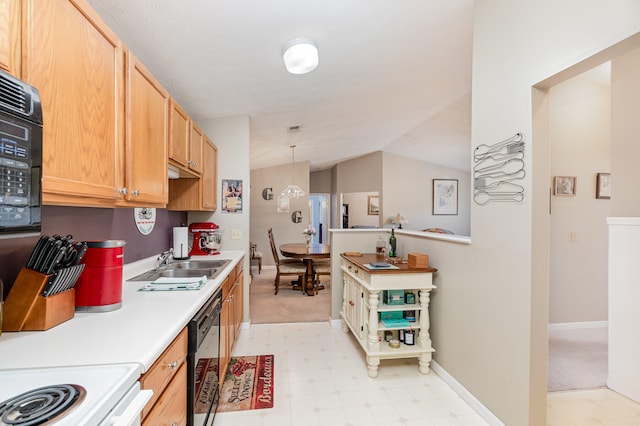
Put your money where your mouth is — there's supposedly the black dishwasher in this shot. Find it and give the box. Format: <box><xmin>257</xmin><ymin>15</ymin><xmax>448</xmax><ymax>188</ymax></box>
<box><xmin>187</xmin><ymin>289</ymin><xmax>222</xmax><ymax>426</ymax></box>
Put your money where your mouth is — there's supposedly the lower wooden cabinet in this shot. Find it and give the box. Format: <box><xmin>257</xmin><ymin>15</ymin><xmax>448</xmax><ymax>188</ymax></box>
<box><xmin>219</xmin><ymin>259</ymin><xmax>244</xmax><ymax>389</ymax></box>
<box><xmin>141</xmin><ymin>327</ymin><xmax>187</xmax><ymax>425</ymax></box>
<box><xmin>143</xmin><ymin>362</ymin><xmax>187</xmax><ymax>426</ymax></box>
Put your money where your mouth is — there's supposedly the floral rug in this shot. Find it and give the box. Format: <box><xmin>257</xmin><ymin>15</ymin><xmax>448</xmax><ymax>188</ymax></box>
<box><xmin>218</xmin><ymin>354</ymin><xmax>274</xmax><ymax>412</ymax></box>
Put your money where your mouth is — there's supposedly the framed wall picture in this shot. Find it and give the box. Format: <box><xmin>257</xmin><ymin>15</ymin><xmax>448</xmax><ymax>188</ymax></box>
<box><xmin>553</xmin><ymin>176</ymin><xmax>576</xmax><ymax>196</ymax></box>
<box><xmin>433</xmin><ymin>179</ymin><xmax>458</xmax><ymax>215</ymax></box>
<box><xmin>596</xmin><ymin>173</ymin><xmax>611</xmax><ymax>199</ymax></box>
<box><xmin>222</xmin><ymin>179</ymin><xmax>243</xmax><ymax>213</ymax></box>
<box><xmin>368</xmin><ymin>195</ymin><xmax>379</xmax><ymax>215</ymax></box>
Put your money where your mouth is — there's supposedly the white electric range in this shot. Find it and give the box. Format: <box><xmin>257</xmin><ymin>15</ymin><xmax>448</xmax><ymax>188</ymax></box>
<box><xmin>0</xmin><ymin>363</ymin><xmax>151</xmax><ymax>426</ymax></box>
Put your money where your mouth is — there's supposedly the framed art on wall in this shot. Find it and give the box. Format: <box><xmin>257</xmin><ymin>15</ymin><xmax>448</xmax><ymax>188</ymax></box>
<box><xmin>222</xmin><ymin>179</ymin><xmax>243</xmax><ymax>213</ymax></box>
<box><xmin>553</xmin><ymin>176</ymin><xmax>576</xmax><ymax>196</ymax></box>
<box><xmin>368</xmin><ymin>195</ymin><xmax>379</xmax><ymax>215</ymax></box>
<box><xmin>596</xmin><ymin>173</ymin><xmax>611</xmax><ymax>199</ymax></box>
<box><xmin>433</xmin><ymin>179</ymin><xmax>458</xmax><ymax>215</ymax></box>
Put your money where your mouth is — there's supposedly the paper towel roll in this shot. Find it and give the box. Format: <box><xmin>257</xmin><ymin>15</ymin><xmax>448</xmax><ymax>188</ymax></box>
<box><xmin>173</xmin><ymin>227</ymin><xmax>189</xmax><ymax>259</ymax></box>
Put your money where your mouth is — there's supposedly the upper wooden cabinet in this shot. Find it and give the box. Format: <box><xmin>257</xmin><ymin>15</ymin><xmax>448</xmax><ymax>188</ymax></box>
<box><xmin>22</xmin><ymin>0</ymin><xmax>168</xmax><ymax>208</ymax></box>
<box><xmin>120</xmin><ymin>51</ymin><xmax>168</xmax><ymax>206</ymax></box>
<box><xmin>201</xmin><ymin>136</ymin><xmax>217</xmax><ymax>210</ymax></box>
<box><xmin>22</xmin><ymin>0</ymin><xmax>125</xmax><ymax>207</ymax></box>
<box><xmin>189</xmin><ymin>122</ymin><xmax>203</xmax><ymax>175</ymax></box>
<box><xmin>167</xmin><ymin>135</ymin><xmax>217</xmax><ymax>211</ymax></box>
<box><xmin>168</xmin><ymin>99</ymin><xmax>190</xmax><ymax>171</ymax></box>
<box><xmin>0</xmin><ymin>0</ymin><xmax>20</xmax><ymax>76</ymax></box>
<box><xmin>168</xmin><ymin>99</ymin><xmax>203</xmax><ymax>176</ymax></box>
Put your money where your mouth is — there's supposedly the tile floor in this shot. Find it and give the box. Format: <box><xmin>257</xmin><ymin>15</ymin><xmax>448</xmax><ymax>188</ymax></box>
<box><xmin>214</xmin><ymin>322</ymin><xmax>640</xmax><ymax>425</ymax></box>
<box><xmin>214</xmin><ymin>322</ymin><xmax>489</xmax><ymax>426</ymax></box>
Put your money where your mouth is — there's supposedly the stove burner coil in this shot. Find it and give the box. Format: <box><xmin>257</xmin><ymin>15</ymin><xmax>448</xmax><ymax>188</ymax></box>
<box><xmin>0</xmin><ymin>384</ymin><xmax>86</xmax><ymax>426</ymax></box>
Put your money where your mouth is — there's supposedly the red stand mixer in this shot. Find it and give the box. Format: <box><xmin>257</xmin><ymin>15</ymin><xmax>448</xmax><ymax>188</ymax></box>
<box><xmin>188</xmin><ymin>222</ymin><xmax>223</xmax><ymax>256</ymax></box>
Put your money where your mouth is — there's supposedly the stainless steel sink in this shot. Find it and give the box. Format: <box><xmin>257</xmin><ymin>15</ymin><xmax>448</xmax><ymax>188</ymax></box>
<box><xmin>166</xmin><ymin>260</ymin><xmax>229</xmax><ymax>270</ymax></box>
<box><xmin>128</xmin><ymin>259</ymin><xmax>232</xmax><ymax>281</ymax></box>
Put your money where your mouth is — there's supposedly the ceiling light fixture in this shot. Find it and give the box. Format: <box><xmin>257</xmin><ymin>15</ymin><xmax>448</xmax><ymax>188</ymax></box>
<box><xmin>282</xmin><ymin>37</ymin><xmax>318</xmax><ymax>75</ymax></box>
<box><xmin>281</xmin><ymin>145</ymin><xmax>305</xmax><ymax>199</ymax></box>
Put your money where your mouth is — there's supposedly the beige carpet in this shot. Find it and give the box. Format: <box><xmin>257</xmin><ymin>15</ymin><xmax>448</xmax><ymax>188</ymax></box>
<box><xmin>548</xmin><ymin>326</ymin><xmax>608</xmax><ymax>392</ymax></box>
<box><xmin>249</xmin><ymin>266</ymin><xmax>331</xmax><ymax>324</ymax></box>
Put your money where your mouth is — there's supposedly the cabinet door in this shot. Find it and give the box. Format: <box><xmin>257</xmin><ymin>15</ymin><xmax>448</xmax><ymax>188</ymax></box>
<box><xmin>344</xmin><ymin>273</ymin><xmax>365</xmax><ymax>339</ymax></box>
<box><xmin>0</xmin><ymin>0</ymin><xmax>20</xmax><ymax>75</ymax></box>
<box><xmin>233</xmin><ymin>268</ymin><xmax>244</xmax><ymax>339</ymax></box>
<box><xmin>123</xmin><ymin>51</ymin><xmax>168</xmax><ymax>206</ymax></box>
<box><xmin>188</xmin><ymin>122</ymin><xmax>203</xmax><ymax>174</ymax></box>
<box><xmin>201</xmin><ymin>136</ymin><xmax>217</xmax><ymax>210</ymax></box>
<box><xmin>23</xmin><ymin>0</ymin><xmax>124</xmax><ymax>206</ymax></box>
<box><xmin>168</xmin><ymin>99</ymin><xmax>189</xmax><ymax>169</ymax></box>
<box><xmin>143</xmin><ymin>363</ymin><xmax>187</xmax><ymax>426</ymax></box>
<box><xmin>219</xmin><ymin>277</ymin><xmax>231</xmax><ymax>388</ymax></box>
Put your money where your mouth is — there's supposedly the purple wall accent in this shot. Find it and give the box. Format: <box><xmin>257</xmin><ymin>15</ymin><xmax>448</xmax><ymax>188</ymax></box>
<box><xmin>0</xmin><ymin>206</ymin><xmax>187</xmax><ymax>297</ymax></box>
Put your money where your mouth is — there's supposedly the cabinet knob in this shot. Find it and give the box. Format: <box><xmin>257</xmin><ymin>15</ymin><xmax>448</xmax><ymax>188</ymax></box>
<box><xmin>132</xmin><ymin>189</ymin><xmax>140</xmax><ymax>196</ymax></box>
<box><xmin>167</xmin><ymin>360</ymin><xmax>178</xmax><ymax>370</ymax></box>
<box><xmin>349</xmin><ymin>300</ymin><xmax>354</xmax><ymax>306</ymax></box>
<box><xmin>118</xmin><ymin>187</ymin><xmax>128</xmax><ymax>195</ymax></box>
<box><xmin>171</xmin><ymin>423</ymin><xmax>178</xmax><ymax>426</ymax></box>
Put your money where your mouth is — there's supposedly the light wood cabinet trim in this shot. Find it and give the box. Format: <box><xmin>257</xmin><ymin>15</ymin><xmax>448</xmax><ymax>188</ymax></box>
<box><xmin>141</xmin><ymin>328</ymin><xmax>187</xmax><ymax>419</ymax></box>
<box><xmin>142</xmin><ymin>362</ymin><xmax>187</xmax><ymax>426</ymax></box>
<box><xmin>0</xmin><ymin>0</ymin><xmax>20</xmax><ymax>75</ymax></box>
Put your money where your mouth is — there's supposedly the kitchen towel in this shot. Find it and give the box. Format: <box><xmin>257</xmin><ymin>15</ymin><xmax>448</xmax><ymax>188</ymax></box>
<box><xmin>138</xmin><ymin>276</ymin><xmax>207</xmax><ymax>291</ymax></box>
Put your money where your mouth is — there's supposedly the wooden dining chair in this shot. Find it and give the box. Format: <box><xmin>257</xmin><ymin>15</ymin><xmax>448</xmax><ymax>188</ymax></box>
<box><xmin>312</xmin><ymin>259</ymin><xmax>331</xmax><ymax>295</ymax></box>
<box><xmin>250</xmin><ymin>242</ymin><xmax>262</xmax><ymax>276</ymax></box>
<box><xmin>268</xmin><ymin>228</ymin><xmax>306</xmax><ymax>295</ymax></box>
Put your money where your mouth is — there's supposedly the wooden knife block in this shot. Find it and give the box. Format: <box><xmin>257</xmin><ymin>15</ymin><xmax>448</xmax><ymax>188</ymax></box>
<box><xmin>3</xmin><ymin>267</ymin><xmax>76</xmax><ymax>332</ymax></box>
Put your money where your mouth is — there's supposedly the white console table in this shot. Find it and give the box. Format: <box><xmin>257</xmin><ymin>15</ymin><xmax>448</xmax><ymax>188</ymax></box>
<box><xmin>340</xmin><ymin>253</ymin><xmax>437</xmax><ymax>378</ymax></box>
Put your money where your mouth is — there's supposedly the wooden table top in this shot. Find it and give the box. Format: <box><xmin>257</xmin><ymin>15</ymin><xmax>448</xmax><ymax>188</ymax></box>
<box><xmin>279</xmin><ymin>243</ymin><xmax>331</xmax><ymax>259</ymax></box>
<box><xmin>341</xmin><ymin>253</ymin><xmax>437</xmax><ymax>273</ymax></box>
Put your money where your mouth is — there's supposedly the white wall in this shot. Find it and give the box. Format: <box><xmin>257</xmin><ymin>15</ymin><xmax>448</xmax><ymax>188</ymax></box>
<box><xmin>250</xmin><ymin>161</ymin><xmax>311</xmax><ymax>267</ymax></box>
<box><xmin>382</xmin><ymin>152</ymin><xmax>470</xmax><ymax>235</ymax></box>
<box><xmin>342</xmin><ymin>191</ymin><xmax>379</xmax><ymax>228</ymax></box>
<box><xmin>549</xmin><ymin>65</ymin><xmax>611</xmax><ymax>323</ymax></box>
<box><xmin>611</xmin><ymin>46</ymin><xmax>640</xmax><ymax>215</ymax></box>
<box><xmin>469</xmin><ymin>2</ymin><xmax>640</xmax><ymax>425</ymax></box>
<box><xmin>189</xmin><ymin>114</ymin><xmax>251</xmax><ymax>320</ymax></box>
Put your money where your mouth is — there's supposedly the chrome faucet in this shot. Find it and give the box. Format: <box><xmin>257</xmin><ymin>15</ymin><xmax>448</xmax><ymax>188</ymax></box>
<box><xmin>156</xmin><ymin>248</ymin><xmax>174</xmax><ymax>269</ymax></box>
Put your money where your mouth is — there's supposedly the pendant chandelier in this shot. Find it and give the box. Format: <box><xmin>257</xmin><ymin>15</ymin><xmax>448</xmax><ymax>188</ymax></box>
<box><xmin>281</xmin><ymin>145</ymin><xmax>305</xmax><ymax>199</ymax></box>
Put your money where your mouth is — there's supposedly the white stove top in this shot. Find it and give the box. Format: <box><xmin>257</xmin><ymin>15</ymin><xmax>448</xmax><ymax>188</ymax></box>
<box><xmin>0</xmin><ymin>363</ymin><xmax>142</xmax><ymax>425</ymax></box>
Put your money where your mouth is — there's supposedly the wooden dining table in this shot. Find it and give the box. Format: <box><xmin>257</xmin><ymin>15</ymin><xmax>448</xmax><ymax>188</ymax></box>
<box><xmin>279</xmin><ymin>243</ymin><xmax>330</xmax><ymax>296</ymax></box>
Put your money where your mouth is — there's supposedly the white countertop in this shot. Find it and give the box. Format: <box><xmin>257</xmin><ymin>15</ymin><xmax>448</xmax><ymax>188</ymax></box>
<box><xmin>0</xmin><ymin>250</ymin><xmax>244</xmax><ymax>373</ymax></box>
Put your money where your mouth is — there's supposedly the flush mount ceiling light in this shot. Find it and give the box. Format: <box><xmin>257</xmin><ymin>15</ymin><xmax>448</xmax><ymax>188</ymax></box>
<box><xmin>281</xmin><ymin>144</ymin><xmax>306</xmax><ymax>199</ymax></box>
<box><xmin>282</xmin><ymin>37</ymin><xmax>318</xmax><ymax>75</ymax></box>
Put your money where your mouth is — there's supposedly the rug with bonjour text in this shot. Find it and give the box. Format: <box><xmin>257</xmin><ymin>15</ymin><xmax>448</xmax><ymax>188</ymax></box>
<box><xmin>216</xmin><ymin>354</ymin><xmax>274</xmax><ymax>413</ymax></box>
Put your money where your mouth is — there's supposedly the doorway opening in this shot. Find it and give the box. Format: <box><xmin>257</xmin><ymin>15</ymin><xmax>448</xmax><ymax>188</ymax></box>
<box><xmin>309</xmin><ymin>194</ymin><xmax>330</xmax><ymax>243</ymax></box>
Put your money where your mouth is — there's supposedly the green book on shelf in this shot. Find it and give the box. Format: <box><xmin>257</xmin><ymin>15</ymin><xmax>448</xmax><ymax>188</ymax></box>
<box><xmin>380</xmin><ymin>318</ymin><xmax>411</xmax><ymax>328</ymax></box>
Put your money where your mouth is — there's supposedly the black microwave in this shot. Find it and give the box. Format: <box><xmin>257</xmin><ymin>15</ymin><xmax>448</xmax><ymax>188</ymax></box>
<box><xmin>0</xmin><ymin>69</ymin><xmax>43</xmax><ymax>235</ymax></box>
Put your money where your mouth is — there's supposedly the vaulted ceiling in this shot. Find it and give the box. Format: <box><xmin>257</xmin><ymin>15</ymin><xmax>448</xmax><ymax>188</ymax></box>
<box><xmin>86</xmin><ymin>0</ymin><xmax>474</xmax><ymax>172</ymax></box>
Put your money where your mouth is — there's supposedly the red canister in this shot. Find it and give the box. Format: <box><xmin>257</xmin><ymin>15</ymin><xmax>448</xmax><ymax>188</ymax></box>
<box><xmin>74</xmin><ymin>240</ymin><xmax>126</xmax><ymax>312</ymax></box>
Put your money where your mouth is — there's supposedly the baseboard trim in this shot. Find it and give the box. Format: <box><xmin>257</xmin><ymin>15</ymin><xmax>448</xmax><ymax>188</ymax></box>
<box><xmin>431</xmin><ymin>361</ymin><xmax>505</xmax><ymax>426</ymax></box>
<box><xmin>330</xmin><ymin>318</ymin><xmax>343</xmax><ymax>328</ymax></box>
<box><xmin>548</xmin><ymin>321</ymin><xmax>608</xmax><ymax>330</ymax></box>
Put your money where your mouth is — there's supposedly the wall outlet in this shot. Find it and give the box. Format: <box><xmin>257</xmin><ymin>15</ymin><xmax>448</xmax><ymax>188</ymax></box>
<box><xmin>570</xmin><ymin>231</ymin><xmax>577</xmax><ymax>241</ymax></box>
<box><xmin>231</xmin><ymin>229</ymin><xmax>242</xmax><ymax>240</ymax></box>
